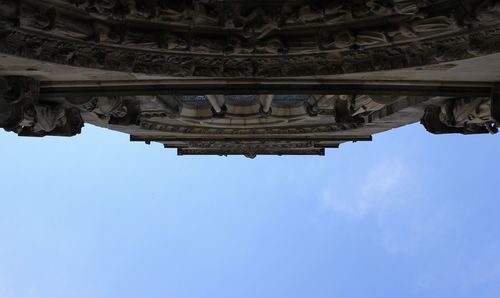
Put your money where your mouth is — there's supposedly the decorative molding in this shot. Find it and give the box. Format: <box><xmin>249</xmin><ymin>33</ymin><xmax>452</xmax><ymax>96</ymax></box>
<box><xmin>1</xmin><ymin>0</ymin><xmax>500</xmax><ymax>77</ymax></box>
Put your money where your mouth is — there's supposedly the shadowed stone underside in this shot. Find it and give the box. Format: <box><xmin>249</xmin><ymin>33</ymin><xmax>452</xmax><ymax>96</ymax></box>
<box><xmin>1</xmin><ymin>0</ymin><xmax>500</xmax><ymax>157</ymax></box>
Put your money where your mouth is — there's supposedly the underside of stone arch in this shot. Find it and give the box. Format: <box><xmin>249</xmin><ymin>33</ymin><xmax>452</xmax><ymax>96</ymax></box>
<box><xmin>1</xmin><ymin>0</ymin><xmax>500</xmax><ymax>157</ymax></box>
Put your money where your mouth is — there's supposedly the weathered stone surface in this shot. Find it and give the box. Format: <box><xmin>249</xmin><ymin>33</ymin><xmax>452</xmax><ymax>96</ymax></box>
<box><xmin>1</xmin><ymin>0</ymin><xmax>499</xmax><ymax>156</ymax></box>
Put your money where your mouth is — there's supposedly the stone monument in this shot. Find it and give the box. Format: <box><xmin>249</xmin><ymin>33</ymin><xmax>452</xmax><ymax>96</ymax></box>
<box><xmin>1</xmin><ymin>0</ymin><xmax>499</xmax><ymax>157</ymax></box>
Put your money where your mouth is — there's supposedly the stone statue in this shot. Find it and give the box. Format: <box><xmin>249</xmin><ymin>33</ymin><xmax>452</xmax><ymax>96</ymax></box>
<box><xmin>324</xmin><ymin>2</ymin><xmax>352</xmax><ymax>24</ymax></box>
<box><xmin>21</xmin><ymin>3</ymin><xmax>56</xmax><ymax>30</ymax></box>
<box><xmin>90</xmin><ymin>0</ymin><xmax>117</xmax><ymax>15</ymax></box>
<box><xmin>193</xmin><ymin>1</ymin><xmax>220</xmax><ymax>26</ymax></box>
<box><xmin>476</xmin><ymin>1</ymin><xmax>500</xmax><ymax>23</ymax></box>
<box><xmin>160</xmin><ymin>33</ymin><xmax>188</xmax><ymax>51</ymax></box>
<box><xmin>52</xmin><ymin>14</ymin><xmax>95</xmax><ymax>40</ymax></box>
<box><xmin>365</xmin><ymin>0</ymin><xmax>394</xmax><ymax>15</ymax></box>
<box><xmin>123</xmin><ymin>29</ymin><xmax>160</xmax><ymax>48</ymax></box>
<box><xmin>191</xmin><ymin>37</ymin><xmax>226</xmax><ymax>53</ymax></box>
<box><xmin>96</xmin><ymin>96</ymin><xmax>128</xmax><ymax>118</ymax></box>
<box><xmin>32</xmin><ymin>104</ymin><xmax>67</xmax><ymax>133</ymax></box>
<box><xmin>0</xmin><ymin>77</ymin><xmax>83</xmax><ymax>137</ymax></box>
<box><xmin>387</xmin><ymin>25</ymin><xmax>416</xmax><ymax>41</ymax></box>
<box><xmin>320</xmin><ymin>30</ymin><xmax>355</xmax><ymax>49</ymax></box>
<box><xmin>284</xmin><ymin>4</ymin><xmax>324</xmax><ymax>24</ymax></box>
<box><xmin>255</xmin><ymin>38</ymin><xmax>283</xmax><ymax>54</ymax></box>
<box><xmin>351</xmin><ymin>95</ymin><xmax>386</xmax><ymax>117</ymax></box>
<box><xmin>156</xmin><ymin>1</ymin><xmax>190</xmax><ymax>23</ymax></box>
<box><xmin>411</xmin><ymin>16</ymin><xmax>456</xmax><ymax>34</ymax></box>
<box><xmin>355</xmin><ymin>31</ymin><xmax>388</xmax><ymax>47</ymax></box>
<box><xmin>241</xmin><ymin>8</ymin><xmax>279</xmax><ymax>41</ymax></box>
<box><xmin>392</xmin><ymin>0</ymin><xmax>422</xmax><ymax>16</ymax></box>
<box><xmin>440</xmin><ymin>98</ymin><xmax>495</xmax><ymax>129</ymax></box>
<box><xmin>93</xmin><ymin>23</ymin><xmax>122</xmax><ymax>43</ymax></box>
<box><xmin>226</xmin><ymin>37</ymin><xmax>255</xmax><ymax>54</ymax></box>
<box><xmin>422</xmin><ymin>98</ymin><xmax>499</xmax><ymax>135</ymax></box>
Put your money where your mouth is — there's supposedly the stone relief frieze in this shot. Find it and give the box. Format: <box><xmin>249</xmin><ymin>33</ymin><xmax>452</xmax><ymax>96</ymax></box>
<box><xmin>3</xmin><ymin>21</ymin><xmax>500</xmax><ymax>78</ymax></box>
<box><xmin>0</xmin><ymin>0</ymin><xmax>497</xmax><ymax>79</ymax></box>
<box><xmin>174</xmin><ymin>140</ymin><xmax>329</xmax><ymax>158</ymax></box>
<box><xmin>137</xmin><ymin>116</ymin><xmax>364</xmax><ymax>135</ymax></box>
<box><xmin>6</xmin><ymin>1</ymin><xmax>495</xmax><ymax>58</ymax></box>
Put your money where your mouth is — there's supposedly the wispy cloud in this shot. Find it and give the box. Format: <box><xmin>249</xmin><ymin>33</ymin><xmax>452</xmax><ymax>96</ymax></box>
<box><xmin>318</xmin><ymin>158</ymin><xmax>449</xmax><ymax>255</ymax></box>
<box><xmin>361</xmin><ymin>160</ymin><xmax>405</xmax><ymax>198</ymax></box>
<box><xmin>319</xmin><ymin>159</ymin><xmax>407</xmax><ymax>218</ymax></box>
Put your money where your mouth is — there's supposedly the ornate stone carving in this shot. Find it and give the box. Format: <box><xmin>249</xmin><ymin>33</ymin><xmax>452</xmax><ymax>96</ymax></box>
<box><xmin>355</xmin><ymin>31</ymin><xmax>388</xmax><ymax>47</ymax></box>
<box><xmin>411</xmin><ymin>16</ymin><xmax>457</xmax><ymax>34</ymax></box>
<box><xmin>1</xmin><ymin>1</ymin><xmax>500</xmax><ymax>157</ymax></box>
<box><xmin>421</xmin><ymin>97</ymin><xmax>499</xmax><ymax>135</ymax></box>
<box><xmin>392</xmin><ymin>0</ymin><xmax>423</xmax><ymax>16</ymax></box>
<box><xmin>4</xmin><ymin>20</ymin><xmax>499</xmax><ymax>78</ymax></box>
<box><xmin>323</xmin><ymin>2</ymin><xmax>352</xmax><ymax>24</ymax></box>
<box><xmin>0</xmin><ymin>76</ymin><xmax>84</xmax><ymax>137</ymax></box>
<box><xmin>155</xmin><ymin>2</ymin><xmax>191</xmax><ymax>23</ymax></box>
<box><xmin>476</xmin><ymin>1</ymin><xmax>500</xmax><ymax>23</ymax></box>
<box><xmin>1</xmin><ymin>0</ymin><xmax>498</xmax><ymax>78</ymax></box>
<box><xmin>350</xmin><ymin>95</ymin><xmax>387</xmax><ymax>117</ymax></box>
<box><xmin>320</xmin><ymin>30</ymin><xmax>355</xmax><ymax>50</ymax></box>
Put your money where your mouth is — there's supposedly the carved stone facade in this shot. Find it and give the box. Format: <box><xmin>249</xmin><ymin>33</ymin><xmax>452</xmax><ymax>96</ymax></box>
<box><xmin>1</xmin><ymin>0</ymin><xmax>500</xmax><ymax>77</ymax></box>
<box><xmin>1</xmin><ymin>0</ymin><xmax>499</xmax><ymax>156</ymax></box>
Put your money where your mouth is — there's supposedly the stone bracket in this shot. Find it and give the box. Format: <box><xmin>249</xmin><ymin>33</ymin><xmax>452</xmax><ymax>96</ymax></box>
<box><xmin>0</xmin><ymin>75</ymin><xmax>84</xmax><ymax>137</ymax></box>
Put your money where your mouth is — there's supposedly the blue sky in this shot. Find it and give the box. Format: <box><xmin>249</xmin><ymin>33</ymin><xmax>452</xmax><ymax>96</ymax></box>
<box><xmin>0</xmin><ymin>123</ymin><xmax>499</xmax><ymax>298</ymax></box>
